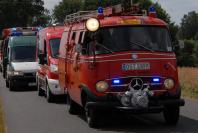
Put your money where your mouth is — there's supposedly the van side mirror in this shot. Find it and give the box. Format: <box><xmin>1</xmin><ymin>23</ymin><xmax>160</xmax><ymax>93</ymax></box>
<box><xmin>38</xmin><ymin>53</ymin><xmax>46</xmax><ymax>65</ymax></box>
<box><xmin>3</xmin><ymin>57</ymin><xmax>8</xmax><ymax>65</ymax></box>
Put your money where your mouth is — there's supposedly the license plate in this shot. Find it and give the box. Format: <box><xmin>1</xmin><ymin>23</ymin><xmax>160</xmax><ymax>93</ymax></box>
<box><xmin>28</xmin><ymin>83</ymin><xmax>36</xmax><ymax>86</ymax></box>
<box><xmin>122</xmin><ymin>63</ymin><xmax>150</xmax><ymax>71</ymax></box>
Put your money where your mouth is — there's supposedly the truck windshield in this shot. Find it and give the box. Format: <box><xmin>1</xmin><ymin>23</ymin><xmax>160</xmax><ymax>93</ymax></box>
<box><xmin>92</xmin><ymin>26</ymin><xmax>172</xmax><ymax>54</ymax></box>
<box><xmin>10</xmin><ymin>46</ymin><xmax>36</xmax><ymax>62</ymax></box>
<box><xmin>50</xmin><ymin>38</ymin><xmax>60</xmax><ymax>58</ymax></box>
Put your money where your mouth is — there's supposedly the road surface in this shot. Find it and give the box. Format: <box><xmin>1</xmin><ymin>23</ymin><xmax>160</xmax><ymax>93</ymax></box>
<box><xmin>0</xmin><ymin>74</ymin><xmax>198</xmax><ymax>133</ymax></box>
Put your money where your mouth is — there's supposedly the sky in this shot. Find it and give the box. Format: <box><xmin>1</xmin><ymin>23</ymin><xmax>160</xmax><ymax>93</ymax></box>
<box><xmin>44</xmin><ymin>0</ymin><xmax>198</xmax><ymax>25</ymax></box>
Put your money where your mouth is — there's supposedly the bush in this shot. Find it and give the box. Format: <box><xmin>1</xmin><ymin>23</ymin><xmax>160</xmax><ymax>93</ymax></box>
<box><xmin>176</xmin><ymin>40</ymin><xmax>198</xmax><ymax>67</ymax></box>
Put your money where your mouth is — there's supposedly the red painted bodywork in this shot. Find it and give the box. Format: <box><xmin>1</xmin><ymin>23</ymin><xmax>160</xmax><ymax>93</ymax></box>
<box><xmin>58</xmin><ymin>15</ymin><xmax>179</xmax><ymax>106</ymax></box>
<box><xmin>1</xmin><ymin>28</ymin><xmax>11</xmax><ymax>60</ymax></box>
<box><xmin>37</xmin><ymin>26</ymin><xmax>64</xmax><ymax>81</ymax></box>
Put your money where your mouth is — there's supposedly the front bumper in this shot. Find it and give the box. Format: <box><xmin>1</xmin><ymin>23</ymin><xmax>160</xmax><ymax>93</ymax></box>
<box><xmin>9</xmin><ymin>76</ymin><xmax>36</xmax><ymax>86</ymax></box>
<box><xmin>86</xmin><ymin>99</ymin><xmax>185</xmax><ymax>114</ymax></box>
<box><xmin>48</xmin><ymin>79</ymin><xmax>65</xmax><ymax>95</ymax></box>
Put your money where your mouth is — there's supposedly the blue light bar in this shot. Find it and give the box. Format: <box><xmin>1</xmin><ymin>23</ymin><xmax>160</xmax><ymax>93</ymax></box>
<box><xmin>113</xmin><ymin>79</ymin><xmax>120</xmax><ymax>84</ymax></box>
<box><xmin>152</xmin><ymin>77</ymin><xmax>160</xmax><ymax>83</ymax></box>
<box><xmin>97</xmin><ymin>7</ymin><xmax>104</xmax><ymax>14</ymax></box>
<box><xmin>11</xmin><ymin>32</ymin><xmax>23</xmax><ymax>36</ymax></box>
<box><xmin>149</xmin><ymin>6</ymin><xmax>156</xmax><ymax>13</ymax></box>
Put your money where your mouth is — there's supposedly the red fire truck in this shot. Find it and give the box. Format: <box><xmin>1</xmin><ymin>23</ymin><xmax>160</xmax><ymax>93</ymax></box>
<box><xmin>37</xmin><ymin>25</ymin><xmax>66</xmax><ymax>102</ymax></box>
<box><xmin>58</xmin><ymin>4</ymin><xmax>185</xmax><ymax>127</ymax></box>
<box><xmin>0</xmin><ymin>28</ymin><xmax>11</xmax><ymax>72</ymax></box>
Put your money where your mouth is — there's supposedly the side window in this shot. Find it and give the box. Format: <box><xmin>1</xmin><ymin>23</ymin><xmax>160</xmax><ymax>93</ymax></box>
<box><xmin>38</xmin><ymin>34</ymin><xmax>43</xmax><ymax>55</ymax></box>
<box><xmin>71</xmin><ymin>32</ymin><xmax>76</xmax><ymax>41</ymax></box>
<box><xmin>44</xmin><ymin>41</ymin><xmax>48</xmax><ymax>64</ymax></box>
<box><xmin>59</xmin><ymin>31</ymin><xmax>69</xmax><ymax>57</ymax></box>
<box><xmin>82</xmin><ymin>32</ymin><xmax>94</xmax><ymax>55</ymax></box>
<box><xmin>78</xmin><ymin>31</ymin><xmax>85</xmax><ymax>44</ymax></box>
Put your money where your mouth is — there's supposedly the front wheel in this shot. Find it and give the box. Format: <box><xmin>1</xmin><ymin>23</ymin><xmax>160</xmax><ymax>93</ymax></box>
<box><xmin>37</xmin><ymin>80</ymin><xmax>44</xmax><ymax>96</ymax></box>
<box><xmin>67</xmin><ymin>95</ymin><xmax>82</xmax><ymax>115</ymax></box>
<box><xmin>163</xmin><ymin>106</ymin><xmax>180</xmax><ymax>125</ymax></box>
<box><xmin>86</xmin><ymin>108</ymin><xmax>99</xmax><ymax>128</ymax></box>
<box><xmin>9</xmin><ymin>81</ymin><xmax>15</xmax><ymax>91</ymax></box>
<box><xmin>46</xmin><ymin>84</ymin><xmax>55</xmax><ymax>103</ymax></box>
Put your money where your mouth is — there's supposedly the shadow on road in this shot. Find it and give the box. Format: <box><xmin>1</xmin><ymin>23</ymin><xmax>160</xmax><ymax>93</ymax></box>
<box><xmin>77</xmin><ymin>112</ymin><xmax>198</xmax><ymax>133</ymax></box>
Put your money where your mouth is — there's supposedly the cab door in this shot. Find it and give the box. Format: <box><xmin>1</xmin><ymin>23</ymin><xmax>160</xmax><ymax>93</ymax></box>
<box><xmin>59</xmin><ymin>31</ymin><xmax>68</xmax><ymax>91</ymax></box>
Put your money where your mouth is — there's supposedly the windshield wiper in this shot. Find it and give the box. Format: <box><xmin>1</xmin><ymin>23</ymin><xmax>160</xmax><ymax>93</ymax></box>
<box><xmin>129</xmin><ymin>40</ymin><xmax>154</xmax><ymax>52</ymax></box>
<box><xmin>96</xmin><ymin>43</ymin><xmax>114</xmax><ymax>54</ymax></box>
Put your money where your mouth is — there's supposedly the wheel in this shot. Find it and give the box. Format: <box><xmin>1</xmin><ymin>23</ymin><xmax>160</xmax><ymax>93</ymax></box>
<box><xmin>37</xmin><ymin>80</ymin><xmax>44</xmax><ymax>96</ymax></box>
<box><xmin>67</xmin><ymin>95</ymin><xmax>81</xmax><ymax>115</ymax></box>
<box><xmin>86</xmin><ymin>108</ymin><xmax>98</xmax><ymax>128</ymax></box>
<box><xmin>163</xmin><ymin>106</ymin><xmax>180</xmax><ymax>125</ymax></box>
<box><xmin>46</xmin><ymin>84</ymin><xmax>55</xmax><ymax>103</ymax></box>
<box><xmin>9</xmin><ymin>80</ymin><xmax>15</xmax><ymax>91</ymax></box>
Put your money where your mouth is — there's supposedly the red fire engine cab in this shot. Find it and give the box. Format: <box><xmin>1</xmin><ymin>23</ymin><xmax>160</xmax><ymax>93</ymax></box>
<box><xmin>58</xmin><ymin>4</ymin><xmax>185</xmax><ymax>127</ymax></box>
<box><xmin>37</xmin><ymin>25</ymin><xmax>66</xmax><ymax>102</ymax></box>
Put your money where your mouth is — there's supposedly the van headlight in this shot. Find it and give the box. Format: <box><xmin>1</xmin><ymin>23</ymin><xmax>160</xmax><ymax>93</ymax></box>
<box><xmin>50</xmin><ymin>64</ymin><xmax>58</xmax><ymax>73</ymax></box>
<box><xmin>96</xmin><ymin>81</ymin><xmax>109</xmax><ymax>93</ymax></box>
<box><xmin>164</xmin><ymin>78</ymin><xmax>174</xmax><ymax>89</ymax></box>
<box><xmin>8</xmin><ymin>71</ymin><xmax>24</xmax><ymax>76</ymax></box>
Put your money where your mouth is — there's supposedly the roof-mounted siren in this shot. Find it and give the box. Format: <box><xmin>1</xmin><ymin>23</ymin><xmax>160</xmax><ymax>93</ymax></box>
<box><xmin>97</xmin><ymin>7</ymin><xmax>104</xmax><ymax>19</ymax></box>
<box><xmin>149</xmin><ymin>5</ymin><xmax>157</xmax><ymax>18</ymax></box>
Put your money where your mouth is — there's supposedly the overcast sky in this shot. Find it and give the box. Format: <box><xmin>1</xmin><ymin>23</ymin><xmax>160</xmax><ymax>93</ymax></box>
<box><xmin>44</xmin><ymin>0</ymin><xmax>198</xmax><ymax>25</ymax></box>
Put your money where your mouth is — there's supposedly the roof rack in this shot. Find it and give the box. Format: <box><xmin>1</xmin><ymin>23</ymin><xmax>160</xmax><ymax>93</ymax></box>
<box><xmin>64</xmin><ymin>4</ymin><xmax>147</xmax><ymax>24</ymax></box>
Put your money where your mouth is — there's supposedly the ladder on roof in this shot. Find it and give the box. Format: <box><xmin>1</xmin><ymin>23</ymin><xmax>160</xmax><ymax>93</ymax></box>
<box><xmin>64</xmin><ymin>4</ymin><xmax>147</xmax><ymax>24</ymax></box>
<box><xmin>64</xmin><ymin>4</ymin><xmax>122</xmax><ymax>24</ymax></box>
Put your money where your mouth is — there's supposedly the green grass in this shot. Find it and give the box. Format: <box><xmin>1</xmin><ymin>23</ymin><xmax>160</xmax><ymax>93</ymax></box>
<box><xmin>0</xmin><ymin>102</ymin><xmax>5</xmax><ymax>133</ymax></box>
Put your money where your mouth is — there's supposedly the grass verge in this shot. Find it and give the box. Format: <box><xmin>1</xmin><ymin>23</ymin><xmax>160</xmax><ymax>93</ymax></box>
<box><xmin>178</xmin><ymin>67</ymin><xmax>198</xmax><ymax>100</ymax></box>
<box><xmin>0</xmin><ymin>101</ymin><xmax>5</xmax><ymax>133</ymax></box>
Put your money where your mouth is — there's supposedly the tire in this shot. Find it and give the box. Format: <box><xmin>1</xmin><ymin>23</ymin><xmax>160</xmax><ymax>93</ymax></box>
<box><xmin>9</xmin><ymin>80</ymin><xmax>15</xmax><ymax>91</ymax></box>
<box><xmin>46</xmin><ymin>84</ymin><xmax>55</xmax><ymax>103</ymax></box>
<box><xmin>37</xmin><ymin>80</ymin><xmax>44</xmax><ymax>96</ymax></box>
<box><xmin>67</xmin><ymin>95</ymin><xmax>81</xmax><ymax>115</ymax></box>
<box><xmin>163</xmin><ymin>106</ymin><xmax>180</xmax><ymax>125</ymax></box>
<box><xmin>86</xmin><ymin>108</ymin><xmax>98</xmax><ymax>128</ymax></box>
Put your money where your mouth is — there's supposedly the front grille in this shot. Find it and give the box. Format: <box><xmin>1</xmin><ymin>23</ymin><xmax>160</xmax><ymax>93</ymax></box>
<box><xmin>24</xmin><ymin>73</ymin><xmax>36</xmax><ymax>77</ymax></box>
<box><xmin>110</xmin><ymin>76</ymin><xmax>163</xmax><ymax>92</ymax></box>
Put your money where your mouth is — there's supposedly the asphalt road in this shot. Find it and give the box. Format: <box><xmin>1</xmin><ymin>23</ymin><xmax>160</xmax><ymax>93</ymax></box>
<box><xmin>0</xmin><ymin>74</ymin><xmax>198</xmax><ymax>133</ymax></box>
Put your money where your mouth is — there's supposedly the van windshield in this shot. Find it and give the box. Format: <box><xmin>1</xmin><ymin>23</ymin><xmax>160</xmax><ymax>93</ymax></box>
<box><xmin>50</xmin><ymin>38</ymin><xmax>60</xmax><ymax>58</ymax></box>
<box><xmin>91</xmin><ymin>26</ymin><xmax>172</xmax><ymax>54</ymax></box>
<box><xmin>10</xmin><ymin>46</ymin><xmax>36</xmax><ymax>62</ymax></box>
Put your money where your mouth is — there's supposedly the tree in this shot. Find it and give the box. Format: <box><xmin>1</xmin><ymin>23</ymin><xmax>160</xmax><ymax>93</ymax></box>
<box><xmin>0</xmin><ymin>0</ymin><xmax>45</xmax><ymax>31</ymax></box>
<box><xmin>179</xmin><ymin>11</ymin><xmax>198</xmax><ymax>40</ymax></box>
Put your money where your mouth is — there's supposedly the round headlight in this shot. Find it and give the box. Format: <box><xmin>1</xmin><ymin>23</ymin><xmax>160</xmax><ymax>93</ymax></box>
<box><xmin>86</xmin><ymin>18</ymin><xmax>100</xmax><ymax>32</ymax></box>
<box><xmin>164</xmin><ymin>78</ymin><xmax>174</xmax><ymax>89</ymax></box>
<box><xmin>96</xmin><ymin>81</ymin><xmax>109</xmax><ymax>93</ymax></box>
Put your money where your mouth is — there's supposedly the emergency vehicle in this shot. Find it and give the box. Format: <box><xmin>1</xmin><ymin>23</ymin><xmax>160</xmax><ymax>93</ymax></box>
<box><xmin>3</xmin><ymin>27</ymin><xmax>38</xmax><ymax>91</ymax></box>
<box><xmin>1</xmin><ymin>28</ymin><xmax>12</xmax><ymax>74</ymax></box>
<box><xmin>58</xmin><ymin>4</ymin><xmax>185</xmax><ymax>127</ymax></box>
<box><xmin>36</xmin><ymin>25</ymin><xmax>66</xmax><ymax>102</ymax></box>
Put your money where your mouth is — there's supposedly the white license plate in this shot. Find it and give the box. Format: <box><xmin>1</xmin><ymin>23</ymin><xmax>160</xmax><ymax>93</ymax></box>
<box><xmin>122</xmin><ymin>63</ymin><xmax>150</xmax><ymax>71</ymax></box>
<box><xmin>28</xmin><ymin>83</ymin><xmax>36</xmax><ymax>86</ymax></box>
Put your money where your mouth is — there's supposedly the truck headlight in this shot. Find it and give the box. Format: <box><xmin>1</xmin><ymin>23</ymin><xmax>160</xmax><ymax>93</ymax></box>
<box><xmin>50</xmin><ymin>64</ymin><xmax>58</xmax><ymax>73</ymax></box>
<box><xmin>164</xmin><ymin>78</ymin><xmax>174</xmax><ymax>89</ymax></box>
<box><xmin>96</xmin><ymin>81</ymin><xmax>109</xmax><ymax>93</ymax></box>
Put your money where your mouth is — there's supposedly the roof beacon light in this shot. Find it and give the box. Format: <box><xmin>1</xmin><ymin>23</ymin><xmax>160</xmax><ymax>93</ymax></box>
<box><xmin>97</xmin><ymin>7</ymin><xmax>104</xmax><ymax>19</ymax></box>
<box><xmin>86</xmin><ymin>18</ymin><xmax>100</xmax><ymax>32</ymax></box>
<box><xmin>149</xmin><ymin>5</ymin><xmax>157</xmax><ymax>18</ymax></box>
